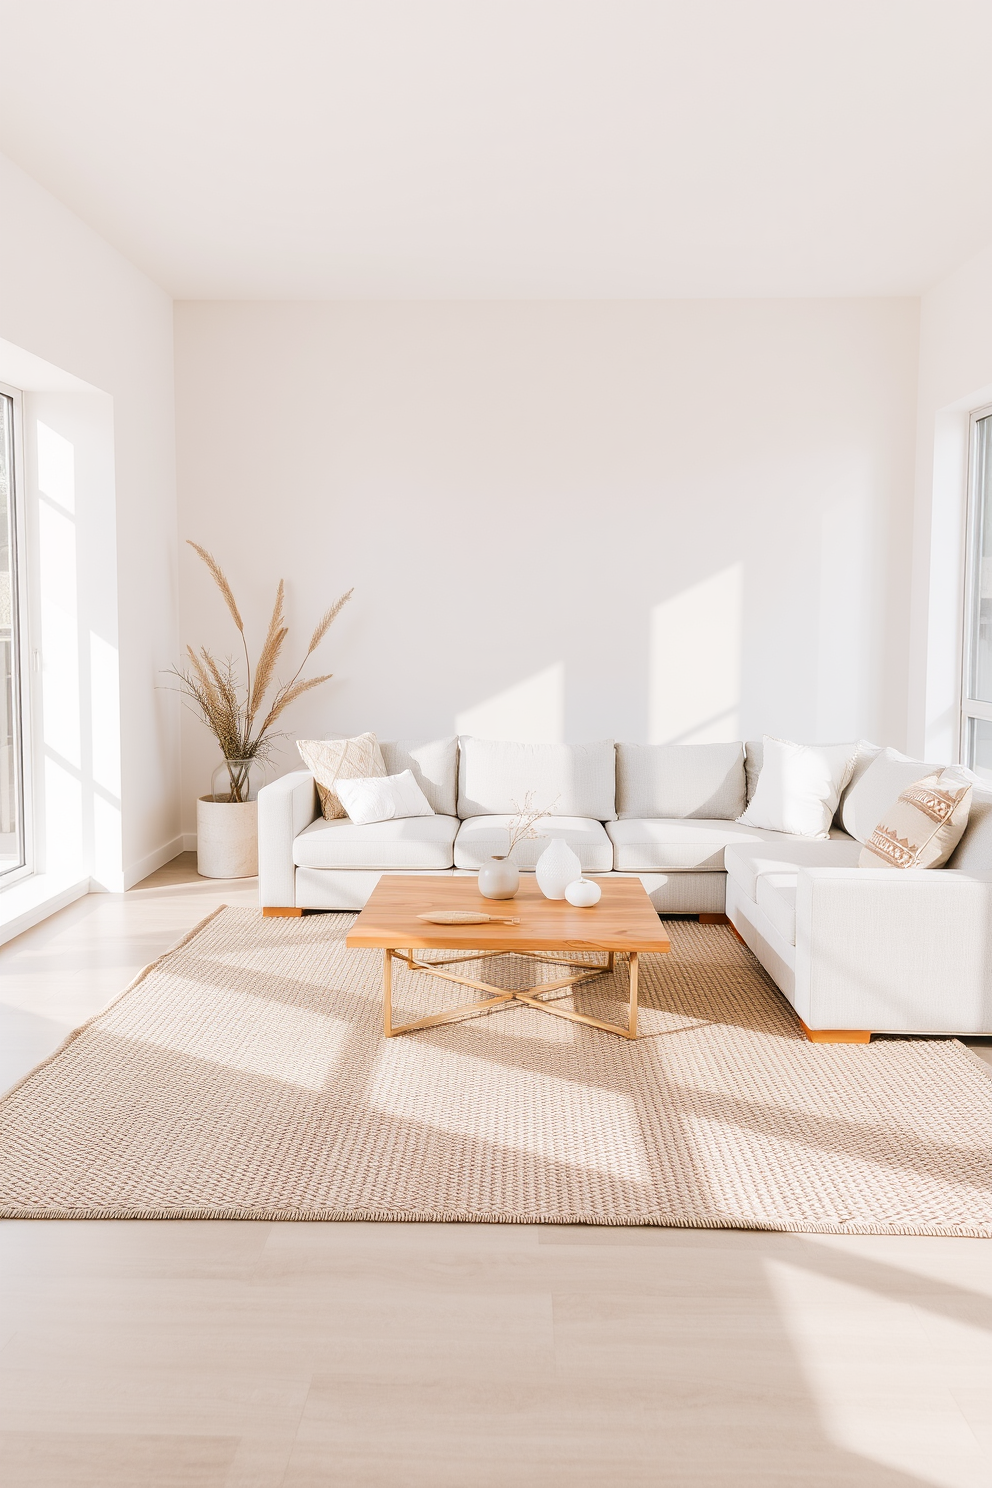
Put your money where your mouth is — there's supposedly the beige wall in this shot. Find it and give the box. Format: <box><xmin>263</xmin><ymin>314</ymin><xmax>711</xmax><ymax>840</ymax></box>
<box><xmin>175</xmin><ymin>299</ymin><xmax>919</xmax><ymax>834</ymax></box>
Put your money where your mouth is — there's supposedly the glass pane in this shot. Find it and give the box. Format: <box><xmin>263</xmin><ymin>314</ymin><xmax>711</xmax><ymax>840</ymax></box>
<box><xmin>966</xmin><ymin>717</ymin><xmax>992</xmax><ymax>784</ymax></box>
<box><xmin>970</xmin><ymin>414</ymin><xmax>992</xmax><ymax>702</ymax></box>
<box><xmin>0</xmin><ymin>393</ymin><xmax>24</xmax><ymax>877</ymax></box>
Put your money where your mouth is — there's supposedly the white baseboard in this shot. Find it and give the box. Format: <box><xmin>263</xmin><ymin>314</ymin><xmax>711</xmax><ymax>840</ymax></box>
<box><xmin>0</xmin><ymin>874</ymin><xmax>91</xmax><ymax>948</ymax></box>
<box><xmin>183</xmin><ymin>832</ymin><xmax>197</xmax><ymax>853</ymax></box>
<box><xmin>122</xmin><ymin>836</ymin><xmax>187</xmax><ymax>891</ymax></box>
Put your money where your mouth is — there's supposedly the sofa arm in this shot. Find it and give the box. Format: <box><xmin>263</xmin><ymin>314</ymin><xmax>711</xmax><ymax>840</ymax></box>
<box><xmin>257</xmin><ymin>771</ymin><xmax>319</xmax><ymax>907</ymax></box>
<box><xmin>795</xmin><ymin>867</ymin><xmax>992</xmax><ymax>1033</ymax></box>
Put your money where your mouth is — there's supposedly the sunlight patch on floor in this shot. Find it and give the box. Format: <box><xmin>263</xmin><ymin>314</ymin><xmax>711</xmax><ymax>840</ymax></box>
<box><xmin>100</xmin><ymin>979</ymin><xmax>349</xmax><ymax>1091</ymax></box>
<box><xmin>369</xmin><ymin>1036</ymin><xmax>648</xmax><ymax>1181</ymax></box>
<box><xmin>763</xmin><ymin>1256</ymin><xmax>988</xmax><ymax>1487</ymax></box>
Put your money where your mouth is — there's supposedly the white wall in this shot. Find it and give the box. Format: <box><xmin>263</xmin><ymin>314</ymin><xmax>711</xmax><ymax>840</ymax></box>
<box><xmin>0</xmin><ymin>151</ymin><xmax>179</xmax><ymax>894</ymax></box>
<box><xmin>910</xmin><ymin>244</ymin><xmax>992</xmax><ymax>761</ymax></box>
<box><xmin>175</xmin><ymin>299</ymin><xmax>919</xmax><ymax>832</ymax></box>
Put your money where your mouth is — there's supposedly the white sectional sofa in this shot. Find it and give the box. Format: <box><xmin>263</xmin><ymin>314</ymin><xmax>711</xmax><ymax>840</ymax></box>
<box><xmin>257</xmin><ymin>734</ymin><xmax>992</xmax><ymax>1037</ymax></box>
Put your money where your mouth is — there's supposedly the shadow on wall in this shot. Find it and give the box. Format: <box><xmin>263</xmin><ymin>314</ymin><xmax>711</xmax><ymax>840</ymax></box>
<box><xmin>452</xmin><ymin>565</ymin><xmax>744</xmax><ymax>746</ymax></box>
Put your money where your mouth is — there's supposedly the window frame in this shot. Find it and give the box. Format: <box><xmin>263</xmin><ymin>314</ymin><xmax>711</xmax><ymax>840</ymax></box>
<box><xmin>0</xmin><ymin>380</ymin><xmax>32</xmax><ymax>889</ymax></box>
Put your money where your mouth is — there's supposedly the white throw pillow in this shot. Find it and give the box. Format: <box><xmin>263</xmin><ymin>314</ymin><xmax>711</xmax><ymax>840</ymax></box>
<box><xmin>335</xmin><ymin>770</ymin><xmax>434</xmax><ymax>825</ymax></box>
<box><xmin>738</xmin><ymin>736</ymin><xmax>858</xmax><ymax>839</ymax></box>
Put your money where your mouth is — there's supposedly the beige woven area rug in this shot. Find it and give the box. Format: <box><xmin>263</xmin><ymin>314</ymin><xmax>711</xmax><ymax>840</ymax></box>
<box><xmin>1</xmin><ymin>906</ymin><xmax>990</xmax><ymax>1234</ymax></box>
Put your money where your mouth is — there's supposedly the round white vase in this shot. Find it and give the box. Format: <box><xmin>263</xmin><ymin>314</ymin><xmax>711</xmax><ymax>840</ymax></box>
<box><xmin>535</xmin><ymin>837</ymin><xmax>582</xmax><ymax>900</ymax></box>
<box><xmin>565</xmin><ymin>877</ymin><xmax>602</xmax><ymax>907</ymax></box>
<box><xmin>196</xmin><ymin>796</ymin><xmax>258</xmax><ymax>879</ymax></box>
<box><xmin>478</xmin><ymin>855</ymin><xmax>520</xmax><ymax>899</ymax></box>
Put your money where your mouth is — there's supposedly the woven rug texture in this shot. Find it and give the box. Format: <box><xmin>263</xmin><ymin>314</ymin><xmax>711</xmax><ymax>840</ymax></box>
<box><xmin>1</xmin><ymin>906</ymin><xmax>990</xmax><ymax>1234</ymax></box>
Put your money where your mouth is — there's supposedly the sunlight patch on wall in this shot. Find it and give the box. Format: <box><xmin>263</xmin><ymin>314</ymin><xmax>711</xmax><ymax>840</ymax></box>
<box><xmin>37</xmin><ymin>421</ymin><xmax>75</xmax><ymax>514</ymax></box>
<box><xmin>816</xmin><ymin>492</ymin><xmax>871</xmax><ymax>740</ymax></box>
<box><xmin>38</xmin><ymin>488</ymin><xmax>80</xmax><ymax>770</ymax></box>
<box><xmin>649</xmin><ymin>566</ymin><xmax>743</xmax><ymax>744</ymax></box>
<box><xmin>456</xmin><ymin>662</ymin><xmax>565</xmax><ymax>742</ymax></box>
<box><xmin>92</xmin><ymin>792</ymin><xmax>122</xmax><ymax>889</ymax></box>
<box><xmin>90</xmin><ymin>631</ymin><xmax>121</xmax><ymax>797</ymax></box>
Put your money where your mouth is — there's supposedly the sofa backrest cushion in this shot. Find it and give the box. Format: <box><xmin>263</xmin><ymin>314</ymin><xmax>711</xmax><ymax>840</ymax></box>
<box><xmin>616</xmin><ymin>742</ymin><xmax>745</xmax><ymax>820</ymax></box>
<box><xmin>380</xmin><ymin>737</ymin><xmax>458</xmax><ymax>816</ymax></box>
<box><xmin>840</xmin><ymin>746</ymin><xmax>940</xmax><ymax>844</ymax></box>
<box><xmin>946</xmin><ymin>773</ymin><xmax>992</xmax><ymax>871</ymax></box>
<box><xmin>457</xmin><ymin>736</ymin><xmax>616</xmax><ymax>820</ymax></box>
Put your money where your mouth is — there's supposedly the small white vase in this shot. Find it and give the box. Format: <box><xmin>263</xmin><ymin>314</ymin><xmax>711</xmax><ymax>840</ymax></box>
<box><xmin>478</xmin><ymin>855</ymin><xmax>520</xmax><ymax>899</ymax></box>
<box><xmin>565</xmin><ymin>877</ymin><xmax>602</xmax><ymax>907</ymax></box>
<box><xmin>535</xmin><ymin>837</ymin><xmax>582</xmax><ymax>900</ymax></box>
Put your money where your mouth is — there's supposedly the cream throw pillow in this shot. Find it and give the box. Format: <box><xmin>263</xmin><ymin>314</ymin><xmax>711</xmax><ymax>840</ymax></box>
<box><xmin>737</xmin><ymin>736</ymin><xmax>858</xmax><ymax>839</ymax></box>
<box><xmin>296</xmin><ymin>733</ymin><xmax>387</xmax><ymax>820</ymax></box>
<box><xmin>335</xmin><ymin>770</ymin><xmax>434</xmax><ymax>825</ymax></box>
<box><xmin>859</xmin><ymin>768</ymin><xmax>973</xmax><ymax>869</ymax></box>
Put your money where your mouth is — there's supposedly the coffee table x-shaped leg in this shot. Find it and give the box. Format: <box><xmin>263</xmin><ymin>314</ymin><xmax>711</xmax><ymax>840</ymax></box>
<box><xmin>381</xmin><ymin>948</ymin><xmax>639</xmax><ymax>1040</ymax></box>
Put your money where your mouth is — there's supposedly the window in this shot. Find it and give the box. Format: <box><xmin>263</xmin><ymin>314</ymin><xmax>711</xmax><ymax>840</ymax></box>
<box><xmin>0</xmin><ymin>386</ymin><xmax>27</xmax><ymax>880</ymax></box>
<box><xmin>962</xmin><ymin>404</ymin><xmax>992</xmax><ymax>780</ymax></box>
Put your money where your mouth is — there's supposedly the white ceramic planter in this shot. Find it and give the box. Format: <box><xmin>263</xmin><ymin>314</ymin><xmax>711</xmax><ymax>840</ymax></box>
<box><xmin>196</xmin><ymin>796</ymin><xmax>258</xmax><ymax>879</ymax></box>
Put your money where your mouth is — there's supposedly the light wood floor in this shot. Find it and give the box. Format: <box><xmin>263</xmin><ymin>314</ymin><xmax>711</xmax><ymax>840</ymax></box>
<box><xmin>0</xmin><ymin>856</ymin><xmax>989</xmax><ymax>1487</ymax></box>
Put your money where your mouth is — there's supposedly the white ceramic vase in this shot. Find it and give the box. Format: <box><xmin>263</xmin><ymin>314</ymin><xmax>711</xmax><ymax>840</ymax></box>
<box><xmin>478</xmin><ymin>855</ymin><xmax>520</xmax><ymax>899</ymax></box>
<box><xmin>196</xmin><ymin>796</ymin><xmax>258</xmax><ymax>879</ymax></box>
<box><xmin>535</xmin><ymin>837</ymin><xmax>582</xmax><ymax>900</ymax></box>
<box><xmin>565</xmin><ymin>877</ymin><xmax>602</xmax><ymax>907</ymax></box>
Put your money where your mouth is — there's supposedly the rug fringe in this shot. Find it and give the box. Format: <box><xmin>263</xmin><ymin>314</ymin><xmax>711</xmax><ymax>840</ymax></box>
<box><xmin>0</xmin><ymin>1203</ymin><xmax>988</xmax><ymax>1237</ymax></box>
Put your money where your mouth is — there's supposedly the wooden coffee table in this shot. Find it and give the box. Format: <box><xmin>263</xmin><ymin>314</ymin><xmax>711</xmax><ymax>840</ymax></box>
<box><xmin>346</xmin><ymin>875</ymin><xmax>670</xmax><ymax>1040</ymax></box>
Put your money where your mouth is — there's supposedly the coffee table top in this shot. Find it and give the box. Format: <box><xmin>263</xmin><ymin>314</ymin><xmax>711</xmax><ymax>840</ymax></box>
<box><xmin>346</xmin><ymin>875</ymin><xmax>671</xmax><ymax>954</ymax></box>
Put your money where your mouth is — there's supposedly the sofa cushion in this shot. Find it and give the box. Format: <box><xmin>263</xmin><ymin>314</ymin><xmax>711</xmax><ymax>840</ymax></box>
<box><xmin>453</xmin><ymin>815</ymin><xmax>613</xmax><ymax>872</ymax></box>
<box><xmin>755</xmin><ymin>874</ymin><xmax>798</xmax><ymax>945</ymax></box>
<box><xmin>947</xmin><ymin>777</ymin><xmax>992</xmax><ymax>871</ymax></box>
<box><xmin>724</xmin><ymin>835</ymin><xmax>862</xmax><ymax>902</ymax></box>
<box><xmin>606</xmin><ymin>818</ymin><xmax>790</xmax><ymax>873</ymax></box>
<box><xmin>616</xmin><ymin>742</ymin><xmax>745</xmax><ymax>821</ymax></box>
<box><xmin>840</xmin><ymin>747</ymin><xmax>940</xmax><ymax>844</ymax></box>
<box><xmin>293</xmin><ymin>814</ymin><xmax>458</xmax><ymax>871</ymax></box>
<box><xmin>457</xmin><ymin>737</ymin><xmax>616</xmax><ymax>820</ymax></box>
<box><xmin>380</xmin><ymin>737</ymin><xmax>458</xmax><ymax>816</ymax></box>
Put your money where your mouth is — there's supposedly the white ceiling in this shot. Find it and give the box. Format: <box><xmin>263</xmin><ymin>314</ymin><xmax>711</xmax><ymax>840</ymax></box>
<box><xmin>2</xmin><ymin>0</ymin><xmax>992</xmax><ymax>299</ymax></box>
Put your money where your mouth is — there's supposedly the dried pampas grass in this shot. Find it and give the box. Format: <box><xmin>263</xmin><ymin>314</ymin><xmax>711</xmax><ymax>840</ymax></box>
<box><xmin>167</xmin><ymin>542</ymin><xmax>352</xmax><ymax>800</ymax></box>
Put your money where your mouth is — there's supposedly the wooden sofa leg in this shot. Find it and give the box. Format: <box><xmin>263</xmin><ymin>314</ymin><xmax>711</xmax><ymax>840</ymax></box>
<box><xmin>262</xmin><ymin>907</ymin><xmax>303</xmax><ymax>917</ymax></box>
<box><xmin>699</xmin><ymin>913</ymin><xmax>730</xmax><ymax>925</ymax></box>
<box><xmin>799</xmin><ymin>1018</ymin><xmax>871</xmax><ymax>1045</ymax></box>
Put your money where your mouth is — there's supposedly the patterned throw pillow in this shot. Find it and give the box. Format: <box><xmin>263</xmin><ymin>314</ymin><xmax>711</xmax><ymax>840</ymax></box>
<box><xmin>296</xmin><ymin>733</ymin><xmax>387</xmax><ymax>820</ymax></box>
<box><xmin>859</xmin><ymin>769</ymin><xmax>973</xmax><ymax>869</ymax></box>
